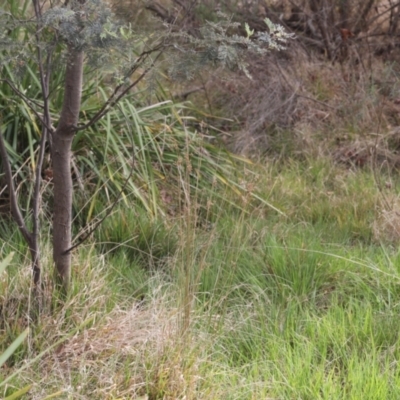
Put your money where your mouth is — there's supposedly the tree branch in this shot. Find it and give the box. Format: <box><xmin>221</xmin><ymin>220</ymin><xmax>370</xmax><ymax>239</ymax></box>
<box><xmin>62</xmin><ymin>156</ymin><xmax>135</xmax><ymax>255</ymax></box>
<box><xmin>0</xmin><ymin>79</ymin><xmax>54</xmax><ymax>133</ymax></box>
<box><xmin>0</xmin><ymin>126</ymin><xmax>33</xmax><ymax>246</ymax></box>
<box><xmin>30</xmin><ymin>0</ymin><xmax>53</xmax><ymax>285</ymax></box>
<box><xmin>145</xmin><ymin>2</ymin><xmax>172</xmax><ymax>22</ymax></box>
<box><xmin>173</xmin><ymin>86</ymin><xmax>203</xmax><ymax>100</ymax></box>
<box><xmin>366</xmin><ymin>1</ymin><xmax>400</xmax><ymax>31</ymax></box>
<box><xmin>354</xmin><ymin>0</ymin><xmax>376</xmax><ymax>33</ymax></box>
<box><xmin>75</xmin><ymin>48</ymin><xmax>164</xmax><ymax>131</ymax></box>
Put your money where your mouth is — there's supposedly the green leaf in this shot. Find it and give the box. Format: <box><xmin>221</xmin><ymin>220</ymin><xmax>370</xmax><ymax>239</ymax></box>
<box><xmin>4</xmin><ymin>384</ymin><xmax>32</xmax><ymax>400</ymax></box>
<box><xmin>0</xmin><ymin>328</ymin><xmax>29</xmax><ymax>368</ymax></box>
<box><xmin>0</xmin><ymin>252</ymin><xmax>14</xmax><ymax>275</ymax></box>
<box><xmin>244</xmin><ymin>22</ymin><xmax>254</xmax><ymax>38</ymax></box>
<box><xmin>264</xmin><ymin>17</ymin><xmax>275</xmax><ymax>31</ymax></box>
<box><xmin>40</xmin><ymin>390</ymin><xmax>67</xmax><ymax>399</ymax></box>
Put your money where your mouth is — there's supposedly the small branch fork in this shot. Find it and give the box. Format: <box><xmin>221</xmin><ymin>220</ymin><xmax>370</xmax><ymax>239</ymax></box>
<box><xmin>75</xmin><ymin>46</ymin><xmax>165</xmax><ymax>132</ymax></box>
<box><xmin>62</xmin><ymin>155</ymin><xmax>135</xmax><ymax>255</ymax></box>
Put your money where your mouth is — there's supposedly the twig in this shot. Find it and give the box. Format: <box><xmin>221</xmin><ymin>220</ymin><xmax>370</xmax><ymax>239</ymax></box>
<box><xmin>62</xmin><ymin>155</ymin><xmax>135</xmax><ymax>255</ymax></box>
<box><xmin>30</xmin><ymin>0</ymin><xmax>53</xmax><ymax>285</ymax></box>
<box><xmin>0</xmin><ymin>79</ymin><xmax>54</xmax><ymax>133</ymax></box>
<box><xmin>75</xmin><ymin>47</ymin><xmax>165</xmax><ymax>132</ymax></box>
<box><xmin>273</xmin><ymin>58</ymin><xmax>338</xmax><ymax>111</ymax></box>
<box><xmin>145</xmin><ymin>2</ymin><xmax>171</xmax><ymax>22</ymax></box>
<box><xmin>0</xmin><ymin>126</ymin><xmax>33</xmax><ymax>246</ymax></box>
<box><xmin>173</xmin><ymin>86</ymin><xmax>204</xmax><ymax>100</ymax></box>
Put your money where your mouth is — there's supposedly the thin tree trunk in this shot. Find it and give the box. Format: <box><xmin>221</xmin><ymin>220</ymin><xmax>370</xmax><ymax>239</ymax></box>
<box><xmin>52</xmin><ymin>47</ymin><xmax>84</xmax><ymax>291</ymax></box>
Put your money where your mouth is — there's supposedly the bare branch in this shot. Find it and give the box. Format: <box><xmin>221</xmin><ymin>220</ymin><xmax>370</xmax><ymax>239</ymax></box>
<box><xmin>309</xmin><ymin>0</ymin><xmax>334</xmax><ymax>59</ymax></box>
<box><xmin>0</xmin><ymin>126</ymin><xmax>33</xmax><ymax>246</ymax></box>
<box><xmin>62</xmin><ymin>155</ymin><xmax>135</xmax><ymax>255</ymax></box>
<box><xmin>0</xmin><ymin>79</ymin><xmax>54</xmax><ymax>133</ymax></box>
<box><xmin>145</xmin><ymin>2</ymin><xmax>171</xmax><ymax>22</ymax></box>
<box><xmin>75</xmin><ymin>48</ymin><xmax>164</xmax><ymax>131</ymax></box>
<box><xmin>367</xmin><ymin>1</ymin><xmax>400</xmax><ymax>30</ymax></box>
<box><xmin>354</xmin><ymin>0</ymin><xmax>376</xmax><ymax>33</ymax></box>
<box><xmin>173</xmin><ymin>86</ymin><xmax>203</xmax><ymax>100</ymax></box>
<box><xmin>29</xmin><ymin>0</ymin><xmax>54</xmax><ymax>285</ymax></box>
<box><xmin>172</xmin><ymin>0</ymin><xmax>188</xmax><ymax>10</ymax></box>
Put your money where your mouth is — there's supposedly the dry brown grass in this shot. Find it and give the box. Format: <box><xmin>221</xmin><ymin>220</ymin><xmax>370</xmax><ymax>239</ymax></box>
<box><xmin>203</xmin><ymin>50</ymin><xmax>400</xmax><ymax>161</ymax></box>
<box><xmin>332</xmin><ymin>129</ymin><xmax>400</xmax><ymax>169</ymax></box>
<box><xmin>10</xmin><ymin>276</ymin><xmax>206</xmax><ymax>399</ymax></box>
<box><xmin>373</xmin><ymin>192</ymin><xmax>400</xmax><ymax>244</ymax></box>
<box><xmin>373</xmin><ymin>206</ymin><xmax>400</xmax><ymax>243</ymax></box>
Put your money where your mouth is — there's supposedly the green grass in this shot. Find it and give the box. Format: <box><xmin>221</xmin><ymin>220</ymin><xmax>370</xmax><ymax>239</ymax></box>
<box><xmin>3</xmin><ymin>158</ymin><xmax>400</xmax><ymax>399</ymax></box>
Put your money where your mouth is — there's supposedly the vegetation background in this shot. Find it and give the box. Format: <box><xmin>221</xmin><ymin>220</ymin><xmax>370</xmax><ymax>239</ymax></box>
<box><xmin>2</xmin><ymin>0</ymin><xmax>400</xmax><ymax>399</ymax></box>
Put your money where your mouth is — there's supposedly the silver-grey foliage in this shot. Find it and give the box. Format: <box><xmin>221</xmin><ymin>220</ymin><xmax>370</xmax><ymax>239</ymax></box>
<box><xmin>168</xmin><ymin>12</ymin><xmax>294</xmax><ymax>80</ymax></box>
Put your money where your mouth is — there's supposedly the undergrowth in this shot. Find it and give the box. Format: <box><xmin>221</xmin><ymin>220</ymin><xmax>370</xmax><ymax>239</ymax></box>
<box><xmin>2</xmin><ymin>158</ymin><xmax>400</xmax><ymax>399</ymax></box>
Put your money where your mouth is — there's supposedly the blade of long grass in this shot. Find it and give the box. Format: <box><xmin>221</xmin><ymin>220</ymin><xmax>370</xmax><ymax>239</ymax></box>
<box><xmin>0</xmin><ymin>328</ymin><xmax>29</xmax><ymax>368</ymax></box>
<box><xmin>3</xmin><ymin>385</ymin><xmax>32</xmax><ymax>400</ymax></box>
<box><xmin>0</xmin><ymin>252</ymin><xmax>14</xmax><ymax>276</ymax></box>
